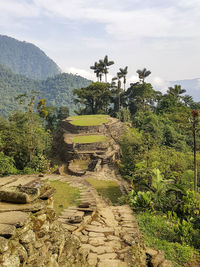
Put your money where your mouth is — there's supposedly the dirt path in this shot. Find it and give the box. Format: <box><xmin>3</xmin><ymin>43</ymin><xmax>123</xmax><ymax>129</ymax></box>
<box><xmin>47</xmin><ymin>173</ymin><xmax>143</xmax><ymax>267</ymax></box>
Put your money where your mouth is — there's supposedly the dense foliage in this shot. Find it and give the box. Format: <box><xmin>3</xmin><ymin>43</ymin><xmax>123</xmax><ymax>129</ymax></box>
<box><xmin>0</xmin><ymin>111</ymin><xmax>51</xmax><ymax>175</ymax></box>
<box><xmin>75</xmin><ymin>61</ymin><xmax>200</xmax><ymax>265</ymax></box>
<box><xmin>0</xmin><ymin>64</ymin><xmax>91</xmax><ymax>117</ymax></box>
<box><xmin>0</xmin><ymin>35</ymin><xmax>60</xmax><ymax>79</ymax></box>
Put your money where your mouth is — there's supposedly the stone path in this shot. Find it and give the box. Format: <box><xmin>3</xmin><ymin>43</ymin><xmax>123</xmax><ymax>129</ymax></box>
<box><xmin>47</xmin><ymin>174</ymin><xmax>142</xmax><ymax>266</ymax></box>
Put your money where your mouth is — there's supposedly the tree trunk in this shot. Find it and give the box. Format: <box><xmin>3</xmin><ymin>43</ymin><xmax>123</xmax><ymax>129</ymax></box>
<box><xmin>193</xmin><ymin>116</ymin><xmax>198</xmax><ymax>192</ymax></box>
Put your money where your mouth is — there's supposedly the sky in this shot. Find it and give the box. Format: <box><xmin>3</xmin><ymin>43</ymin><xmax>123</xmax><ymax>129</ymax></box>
<box><xmin>0</xmin><ymin>0</ymin><xmax>200</xmax><ymax>91</ymax></box>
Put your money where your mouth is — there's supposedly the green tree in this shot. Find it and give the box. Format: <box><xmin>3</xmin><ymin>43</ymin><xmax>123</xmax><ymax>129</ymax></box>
<box><xmin>99</xmin><ymin>55</ymin><xmax>114</xmax><ymax>82</ymax></box>
<box><xmin>167</xmin><ymin>85</ymin><xmax>186</xmax><ymax>100</ymax></box>
<box><xmin>126</xmin><ymin>82</ymin><xmax>156</xmax><ymax>114</ymax></box>
<box><xmin>73</xmin><ymin>82</ymin><xmax>112</xmax><ymax>114</ymax></box>
<box><xmin>136</xmin><ymin>68</ymin><xmax>151</xmax><ymax>83</ymax></box>
<box><xmin>118</xmin><ymin>66</ymin><xmax>128</xmax><ymax>90</ymax></box>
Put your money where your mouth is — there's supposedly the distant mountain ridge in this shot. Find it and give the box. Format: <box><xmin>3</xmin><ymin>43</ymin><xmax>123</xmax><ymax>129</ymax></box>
<box><xmin>0</xmin><ymin>64</ymin><xmax>91</xmax><ymax>117</ymax></box>
<box><xmin>0</xmin><ymin>35</ymin><xmax>60</xmax><ymax>80</ymax></box>
<box><xmin>170</xmin><ymin>78</ymin><xmax>200</xmax><ymax>101</ymax></box>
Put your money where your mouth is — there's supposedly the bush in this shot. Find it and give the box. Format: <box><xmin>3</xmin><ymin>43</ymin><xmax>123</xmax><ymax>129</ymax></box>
<box><xmin>27</xmin><ymin>154</ymin><xmax>51</xmax><ymax>173</ymax></box>
<box><xmin>136</xmin><ymin>212</ymin><xmax>196</xmax><ymax>266</ymax></box>
<box><xmin>0</xmin><ymin>152</ymin><xmax>17</xmax><ymax>176</ymax></box>
<box><xmin>129</xmin><ymin>190</ymin><xmax>153</xmax><ymax>211</ymax></box>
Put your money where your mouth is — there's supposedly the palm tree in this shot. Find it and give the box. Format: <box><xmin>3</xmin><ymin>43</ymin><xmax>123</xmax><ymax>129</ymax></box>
<box><xmin>167</xmin><ymin>85</ymin><xmax>186</xmax><ymax>100</ymax></box>
<box><xmin>118</xmin><ymin>66</ymin><xmax>128</xmax><ymax>90</ymax></box>
<box><xmin>90</xmin><ymin>62</ymin><xmax>99</xmax><ymax>81</ymax></box>
<box><xmin>136</xmin><ymin>68</ymin><xmax>151</xmax><ymax>83</ymax></box>
<box><xmin>99</xmin><ymin>55</ymin><xmax>114</xmax><ymax>82</ymax></box>
<box><xmin>90</xmin><ymin>62</ymin><xmax>104</xmax><ymax>82</ymax></box>
<box><xmin>112</xmin><ymin>73</ymin><xmax>122</xmax><ymax>111</ymax></box>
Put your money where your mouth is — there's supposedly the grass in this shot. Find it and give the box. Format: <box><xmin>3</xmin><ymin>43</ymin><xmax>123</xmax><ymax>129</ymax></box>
<box><xmin>136</xmin><ymin>212</ymin><xmax>197</xmax><ymax>267</ymax></box>
<box><xmin>49</xmin><ymin>180</ymin><xmax>80</xmax><ymax>215</ymax></box>
<box><xmin>86</xmin><ymin>178</ymin><xmax>122</xmax><ymax>204</ymax></box>
<box><xmin>72</xmin><ymin>135</ymin><xmax>108</xmax><ymax>143</ymax></box>
<box><xmin>68</xmin><ymin>114</ymin><xmax>109</xmax><ymax>126</ymax></box>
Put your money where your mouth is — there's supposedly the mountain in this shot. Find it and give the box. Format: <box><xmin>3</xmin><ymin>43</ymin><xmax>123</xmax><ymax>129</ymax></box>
<box><xmin>170</xmin><ymin>78</ymin><xmax>200</xmax><ymax>101</ymax></box>
<box><xmin>0</xmin><ymin>64</ymin><xmax>91</xmax><ymax>117</ymax></box>
<box><xmin>0</xmin><ymin>35</ymin><xmax>60</xmax><ymax>80</ymax></box>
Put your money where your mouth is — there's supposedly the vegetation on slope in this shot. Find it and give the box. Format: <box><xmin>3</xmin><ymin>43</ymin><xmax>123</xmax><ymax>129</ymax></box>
<box><xmin>74</xmin><ymin>58</ymin><xmax>200</xmax><ymax>266</ymax></box>
<box><xmin>0</xmin><ymin>64</ymin><xmax>91</xmax><ymax>117</ymax></box>
<box><xmin>0</xmin><ymin>35</ymin><xmax>60</xmax><ymax>80</ymax></box>
<box><xmin>1</xmin><ymin>52</ymin><xmax>200</xmax><ymax>266</ymax></box>
<box><xmin>136</xmin><ymin>213</ymin><xmax>197</xmax><ymax>266</ymax></box>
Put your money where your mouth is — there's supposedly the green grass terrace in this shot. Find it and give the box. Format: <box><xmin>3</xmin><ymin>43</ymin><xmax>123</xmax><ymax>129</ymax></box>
<box><xmin>68</xmin><ymin>114</ymin><xmax>109</xmax><ymax>126</ymax></box>
<box><xmin>72</xmin><ymin>135</ymin><xmax>109</xmax><ymax>144</ymax></box>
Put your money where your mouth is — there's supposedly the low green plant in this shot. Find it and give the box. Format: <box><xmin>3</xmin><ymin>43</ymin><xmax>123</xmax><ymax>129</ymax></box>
<box><xmin>136</xmin><ymin>212</ymin><xmax>196</xmax><ymax>266</ymax></box>
<box><xmin>27</xmin><ymin>154</ymin><xmax>51</xmax><ymax>173</ymax></box>
<box><xmin>129</xmin><ymin>190</ymin><xmax>153</xmax><ymax>211</ymax></box>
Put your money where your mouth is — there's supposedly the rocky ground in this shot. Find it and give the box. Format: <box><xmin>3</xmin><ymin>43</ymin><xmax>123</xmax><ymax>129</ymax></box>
<box><xmin>45</xmin><ymin>171</ymin><xmax>171</xmax><ymax>267</ymax></box>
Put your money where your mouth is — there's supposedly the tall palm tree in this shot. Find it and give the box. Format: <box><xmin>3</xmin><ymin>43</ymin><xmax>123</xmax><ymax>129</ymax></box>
<box><xmin>112</xmin><ymin>73</ymin><xmax>122</xmax><ymax>111</ymax></box>
<box><xmin>99</xmin><ymin>55</ymin><xmax>114</xmax><ymax>82</ymax></box>
<box><xmin>90</xmin><ymin>62</ymin><xmax>99</xmax><ymax>81</ymax></box>
<box><xmin>167</xmin><ymin>84</ymin><xmax>186</xmax><ymax>100</ymax></box>
<box><xmin>90</xmin><ymin>61</ymin><xmax>104</xmax><ymax>82</ymax></box>
<box><xmin>136</xmin><ymin>68</ymin><xmax>151</xmax><ymax>83</ymax></box>
<box><xmin>118</xmin><ymin>66</ymin><xmax>128</xmax><ymax>90</ymax></box>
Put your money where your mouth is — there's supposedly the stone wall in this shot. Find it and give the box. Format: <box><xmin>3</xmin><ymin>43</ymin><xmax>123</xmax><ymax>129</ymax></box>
<box><xmin>52</xmin><ymin>116</ymin><xmax>126</xmax><ymax>174</ymax></box>
<box><xmin>0</xmin><ymin>176</ymin><xmax>85</xmax><ymax>267</ymax></box>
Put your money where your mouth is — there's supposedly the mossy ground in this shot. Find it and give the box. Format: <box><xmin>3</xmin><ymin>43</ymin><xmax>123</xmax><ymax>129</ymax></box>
<box><xmin>49</xmin><ymin>180</ymin><xmax>80</xmax><ymax>215</ymax></box>
<box><xmin>72</xmin><ymin>135</ymin><xmax>108</xmax><ymax>143</ymax></box>
<box><xmin>86</xmin><ymin>178</ymin><xmax>122</xmax><ymax>204</ymax></box>
<box><xmin>68</xmin><ymin>114</ymin><xmax>109</xmax><ymax>126</ymax></box>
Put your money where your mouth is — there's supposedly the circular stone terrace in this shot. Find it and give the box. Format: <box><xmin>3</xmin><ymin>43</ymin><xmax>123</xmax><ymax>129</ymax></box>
<box><xmin>63</xmin><ymin>115</ymin><xmax>112</xmax><ymax>145</ymax></box>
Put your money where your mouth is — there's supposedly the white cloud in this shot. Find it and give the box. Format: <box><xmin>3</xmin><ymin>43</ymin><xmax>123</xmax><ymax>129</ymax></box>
<box><xmin>31</xmin><ymin>0</ymin><xmax>200</xmax><ymax>41</ymax></box>
<box><xmin>0</xmin><ymin>0</ymin><xmax>39</xmax><ymax>18</ymax></box>
<box><xmin>65</xmin><ymin>67</ymin><xmax>94</xmax><ymax>81</ymax></box>
<box><xmin>127</xmin><ymin>75</ymin><xmax>139</xmax><ymax>86</ymax></box>
<box><xmin>150</xmin><ymin>77</ymin><xmax>170</xmax><ymax>93</ymax></box>
<box><xmin>1</xmin><ymin>0</ymin><xmax>200</xmax><ymax>81</ymax></box>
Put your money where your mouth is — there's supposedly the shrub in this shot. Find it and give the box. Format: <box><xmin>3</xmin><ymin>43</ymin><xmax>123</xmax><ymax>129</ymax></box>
<box><xmin>0</xmin><ymin>152</ymin><xmax>17</xmax><ymax>176</ymax></box>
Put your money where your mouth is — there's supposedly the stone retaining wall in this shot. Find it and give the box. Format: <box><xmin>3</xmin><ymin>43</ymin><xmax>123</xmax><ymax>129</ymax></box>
<box><xmin>0</xmin><ymin>176</ymin><xmax>85</xmax><ymax>267</ymax></box>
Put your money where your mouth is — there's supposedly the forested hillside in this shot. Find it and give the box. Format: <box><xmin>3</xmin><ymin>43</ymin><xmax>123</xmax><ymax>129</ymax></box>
<box><xmin>0</xmin><ymin>64</ymin><xmax>91</xmax><ymax>117</ymax></box>
<box><xmin>0</xmin><ymin>35</ymin><xmax>60</xmax><ymax>79</ymax></box>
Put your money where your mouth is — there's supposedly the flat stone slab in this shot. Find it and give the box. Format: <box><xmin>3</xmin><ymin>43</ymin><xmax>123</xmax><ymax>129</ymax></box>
<box><xmin>0</xmin><ymin>177</ymin><xmax>17</xmax><ymax>187</ymax></box>
<box><xmin>98</xmin><ymin>253</ymin><xmax>117</xmax><ymax>260</ymax></box>
<box><xmin>62</xmin><ymin>224</ymin><xmax>78</xmax><ymax>232</ymax></box>
<box><xmin>0</xmin><ymin>186</ymin><xmax>40</xmax><ymax>204</ymax></box>
<box><xmin>0</xmin><ymin>211</ymin><xmax>29</xmax><ymax>227</ymax></box>
<box><xmin>85</xmin><ymin>225</ymin><xmax>114</xmax><ymax>234</ymax></box>
<box><xmin>2</xmin><ymin>176</ymin><xmax>39</xmax><ymax>188</ymax></box>
<box><xmin>0</xmin><ymin>223</ymin><xmax>16</xmax><ymax>238</ymax></box>
<box><xmin>98</xmin><ymin>259</ymin><xmax>128</xmax><ymax>267</ymax></box>
<box><xmin>0</xmin><ymin>201</ymin><xmax>45</xmax><ymax>212</ymax></box>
